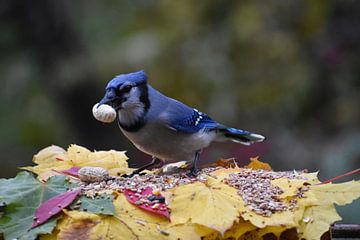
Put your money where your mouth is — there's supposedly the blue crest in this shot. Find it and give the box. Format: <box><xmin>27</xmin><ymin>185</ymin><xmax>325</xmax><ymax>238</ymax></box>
<box><xmin>106</xmin><ymin>70</ymin><xmax>148</xmax><ymax>89</ymax></box>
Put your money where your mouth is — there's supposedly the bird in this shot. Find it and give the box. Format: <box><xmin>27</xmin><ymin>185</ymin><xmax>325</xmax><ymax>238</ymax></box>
<box><xmin>97</xmin><ymin>70</ymin><xmax>265</xmax><ymax>176</ymax></box>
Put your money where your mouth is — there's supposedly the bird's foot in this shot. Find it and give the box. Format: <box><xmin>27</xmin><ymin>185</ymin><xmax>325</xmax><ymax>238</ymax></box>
<box><xmin>121</xmin><ymin>157</ymin><xmax>163</xmax><ymax>178</ymax></box>
<box><xmin>186</xmin><ymin>165</ymin><xmax>200</xmax><ymax>177</ymax></box>
<box><xmin>121</xmin><ymin>171</ymin><xmax>146</xmax><ymax>178</ymax></box>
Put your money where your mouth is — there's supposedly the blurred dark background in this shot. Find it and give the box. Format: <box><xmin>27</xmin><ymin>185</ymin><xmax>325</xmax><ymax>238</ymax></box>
<box><xmin>0</xmin><ymin>1</ymin><xmax>359</xmax><ymax>222</ymax></box>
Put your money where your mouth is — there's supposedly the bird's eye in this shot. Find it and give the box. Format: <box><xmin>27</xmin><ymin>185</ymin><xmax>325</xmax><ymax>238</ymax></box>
<box><xmin>122</xmin><ymin>85</ymin><xmax>132</xmax><ymax>93</ymax></box>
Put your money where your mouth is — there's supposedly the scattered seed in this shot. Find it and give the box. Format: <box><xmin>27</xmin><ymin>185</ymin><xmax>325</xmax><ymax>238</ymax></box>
<box><xmin>152</xmin><ymin>189</ymin><xmax>161</xmax><ymax>195</ymax></box>
<box><xmin>152</xmin><ymin>203</ymin><xmax>160</xmax><ymax>209</ymax></box>
<box><xmin>157</xmin><ymin>225</ymin><xmax>170</xmax><ymax>236</ymax></box>
<box><xmin>136</xmin><ymin>220</ymin><xmax>147</xmax><ymax>226</ymax></box>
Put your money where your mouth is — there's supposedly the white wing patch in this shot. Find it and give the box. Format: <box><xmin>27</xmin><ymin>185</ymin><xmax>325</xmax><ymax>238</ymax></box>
<box><xmin>193</xmin><ymin>109</ymin><xmax>205</xmax><ymax>126</ymax></box>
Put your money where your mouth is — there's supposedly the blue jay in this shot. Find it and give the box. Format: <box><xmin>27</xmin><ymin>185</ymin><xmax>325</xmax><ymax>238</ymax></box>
<box><xmin>98</xmin><ymin>70</ymin><xmax>265</xmax><ymax>176</ymax></box>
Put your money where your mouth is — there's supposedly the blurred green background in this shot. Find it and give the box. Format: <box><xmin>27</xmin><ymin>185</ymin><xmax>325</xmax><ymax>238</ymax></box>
<box><xmin>0</xmin><ymin>1</ymin><xmax>359</xmax><ymax>222</ymax></box>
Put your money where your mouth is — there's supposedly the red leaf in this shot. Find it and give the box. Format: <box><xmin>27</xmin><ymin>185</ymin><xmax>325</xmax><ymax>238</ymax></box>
<box><xmin>32</xmin><ymin>189</ymin><xmax>81</xmax><ymax>228</ymax></box>
<box><xmin>124</xmin><ymin>187</ymin><xmax>170</xmax><ymax>219</ymax></box>
<box><xmin>60</xmin><ymin>166</ymin><xmax>81</xmax><ymax>178</ymax></box>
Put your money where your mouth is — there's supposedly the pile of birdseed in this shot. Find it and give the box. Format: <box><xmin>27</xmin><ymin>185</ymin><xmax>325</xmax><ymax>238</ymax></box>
<box><xmin>80</xmin><ymin>169</ymin><xmax>211</xmax><ymax>198</ymax></box>
<box><xmin>79</xmin><ymin>167</ymin><xmax>310</xmax><ymax>217</ymax></box>
<box><xmin>80</xmin><ymin>169</ymin><xmax>213</xmax><ymax>211</ymax></box>
<box><xmin>225</xmin><ymin>169</ymin><xmax>309</xmax><ymax>216</ymax></box>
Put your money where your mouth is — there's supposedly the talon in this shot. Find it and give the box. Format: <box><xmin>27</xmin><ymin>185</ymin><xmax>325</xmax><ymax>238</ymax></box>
<box><xmin>186</xmin><ymin>171</ymin><xmax>197</xmax><ymax>178</ymax></box>
<box><xmin>121</xmin><ymin>173</ymin><xmax>133</xmax><ymax>178</ymax></box>
<box><xmin>192</xmin><ymin>169</ymin><xmax>200</xmax><ymax>176</ymax></box>
<box><xmin>121</xmin><ymin>171</ymin><xmax>146</xmax><ymax>178</ymax></box>
<box><xmin>187</xmin><ymin>166</ymin><xmax>200</xmax><ymax>177</ymax></box>
<box><xmin>187</xmin><ymin>150</ymin><xmax>201</xmax><ymax>177</ymax></box>
<box><xmin>122</xmin><ymin>158</ymin><xmax>162</xmax><ymax>178</ymax></box>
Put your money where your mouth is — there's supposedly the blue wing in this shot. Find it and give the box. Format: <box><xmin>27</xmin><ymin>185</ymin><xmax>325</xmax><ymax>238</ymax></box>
<box><xmin>169</xmin><ymin>109</ymin><xmax>220</xmax><ymax>133</ymax></box>
<box><xmin>163</xmin><ymin>99</ymin><xmax>265</xmax><ymax>145</ymax></box>
<box><xmin>165</xmin><ymin>100</ymin><xmax>221</xmax><ymax>133</ymax></box>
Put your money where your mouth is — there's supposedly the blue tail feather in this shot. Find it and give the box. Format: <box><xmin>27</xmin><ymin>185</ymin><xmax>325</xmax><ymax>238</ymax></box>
<box><xmin>220</xmin><ymin>127</ymin><xmax>265</xmax><ymax>145</ymax></box>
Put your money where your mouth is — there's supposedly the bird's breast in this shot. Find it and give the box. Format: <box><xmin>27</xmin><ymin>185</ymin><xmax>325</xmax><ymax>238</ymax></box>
<box><xmin>119</xmin><ymin>123</ymin><xmax>216</xmax><ymax>163</ymax></box>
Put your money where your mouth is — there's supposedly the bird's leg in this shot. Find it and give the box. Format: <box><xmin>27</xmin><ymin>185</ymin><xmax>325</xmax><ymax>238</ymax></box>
<box><xmin>123</xmin><ymin>156</ymin><xmax>162</xmax><ymax>178</ymax></box>
<box><xmin>189</xmin><ymin>150</ymin><xmax>201</xmax><ymax>176</ymax></box>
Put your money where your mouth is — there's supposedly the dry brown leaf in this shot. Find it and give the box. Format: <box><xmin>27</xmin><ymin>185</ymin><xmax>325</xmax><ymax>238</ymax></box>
<box><xmin>210</xmin><ymin>158</ymin><xmax>238</xmax><ymax>168</ymax></box>
<box><xmin>244</xmin><ymin>156</ymin><xmax>273</xmax><ymax>170</ymax></box>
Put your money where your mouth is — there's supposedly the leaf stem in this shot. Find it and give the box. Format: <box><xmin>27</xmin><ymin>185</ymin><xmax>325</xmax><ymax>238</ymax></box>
<box><xmin>320</xmin><ymin>168</ymin><xmax>360</xmax><ymax>184</ymax></box>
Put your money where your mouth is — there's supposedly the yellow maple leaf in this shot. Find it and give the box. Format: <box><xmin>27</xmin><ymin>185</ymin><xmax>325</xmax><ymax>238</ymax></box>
<box><xmin>46</xmin><ymin>194</ymin><xmax>215</xmax><ymax>240</ymax></box>
<box><xmin>299</xmin><ymin>205</ymin><xmax>341</xmax><ymax>240</ymax></box>
<box><xmin>244</xmin><ymin>156</ymin><xmax>273</xmax><ymax>171</ymax></box>
<box><xmin>302</xmin><ymin>172</ymin><xmax>321</xmax><ymax>184</ymax></box>
<box><xmin>164</xmin><ymin>224</ymin><xmax>214</xmax><ymax>240</ymax></box>
<box><xmin>207</xmin><ymin>167</ymin><xmax>242</xmax><ymax>182</ymax></box>
<box><xmin>115</xmin><ymin>194</ymin><xmax>215</xmax><ymax>239</ymax></box>
<box><xmin>22</xmin><ymin>144</ymin><xmax>131</xmax><ymax>180</ymax></box>
<box><xmin>21</xmin><ymin>145</ymin><xmax>73</xmax><ymax>181</ymax></box>
<box><xmin>200</xmin><ymin>218</ymin><xmax>256</xmax><ymax>240</ymax></box>
<box><xmin>67</xmin><ymin>145</ymin><xmax>128</xmax><ymax>169</ymax></box>
<box><xmin>271</xmin><ymin>178</ymin><xmax>308</xmax><ymax>199</ymax></box>
<box><xmin>169</xmin><ymin>176</ymin><xmax>244</xmax><ymax>235</ymax></box>
<box><xmin>223</xmin><ymin>218</ymin><xmax>256</xmax><ymax>239</ymax></box>
<box><xmin>114</xmin><ymin>193</ymin><xmax>173</xmax><ymax>239</ymax></box>
<box><xmin>57</xmin><ymin>210</ymin><xmax>137</xmax><ymax>240</ymax></box>
<box><xmin>26</xmin><ymin>146</ymin><xmax>359</xmax><ymax>240</ymax></box>
<box><xmin>310</xmin><ymin>180</ymin><xmax>360</xmax><ymax>206</ymax></box>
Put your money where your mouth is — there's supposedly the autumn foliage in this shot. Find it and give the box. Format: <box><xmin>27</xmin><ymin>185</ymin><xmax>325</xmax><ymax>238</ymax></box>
<box><xmin>1</xmin><ymin>145</ymin><xmax>360</xmax><ymax>240</ymax></box>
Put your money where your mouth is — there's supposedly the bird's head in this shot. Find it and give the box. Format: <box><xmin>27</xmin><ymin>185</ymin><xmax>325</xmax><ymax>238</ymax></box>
<box><xmin>98</xmin><ymin>70</ymin><xmax>150</xmax><ymax>112</ymax></box>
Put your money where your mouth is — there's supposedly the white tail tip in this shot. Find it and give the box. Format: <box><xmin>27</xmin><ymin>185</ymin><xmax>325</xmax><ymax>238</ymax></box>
<box><xmin>250</xmin><ymin>133</ymin><xmax>265</xmax><ymax>142</ymax></box>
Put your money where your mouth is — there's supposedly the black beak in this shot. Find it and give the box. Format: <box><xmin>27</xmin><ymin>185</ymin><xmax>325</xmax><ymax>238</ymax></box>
<box><xmin>97</xmin><ymin>96</ymin><xmax>112</xmax><ymax>108</ymax></box>
<box><xmin>97</xmin><ymin>89</ymin><xmax>122</xmax><ymax>110</ymax></box>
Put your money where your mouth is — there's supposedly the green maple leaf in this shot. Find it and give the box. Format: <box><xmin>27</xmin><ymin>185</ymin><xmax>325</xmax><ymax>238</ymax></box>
<box><xmin>71</xmin><ymin>194</ymin><xmax>115</xmax><ymax>215</ymax></box>
<box><xmin>0</xmin><ymin>171</ymin><xmax>77</xmax><ymax>240</ymax></box>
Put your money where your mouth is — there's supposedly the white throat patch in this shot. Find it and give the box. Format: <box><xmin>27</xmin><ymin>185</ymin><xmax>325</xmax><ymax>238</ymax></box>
<box><xmin>118</xmin><ymin>88</ymin><xmax>146</xmax><ymax>127</ymax></box>
<box><xmin>118</xmin><ymin>104</ymin><xmax>145</xmax><ymax>126</ymax></box>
